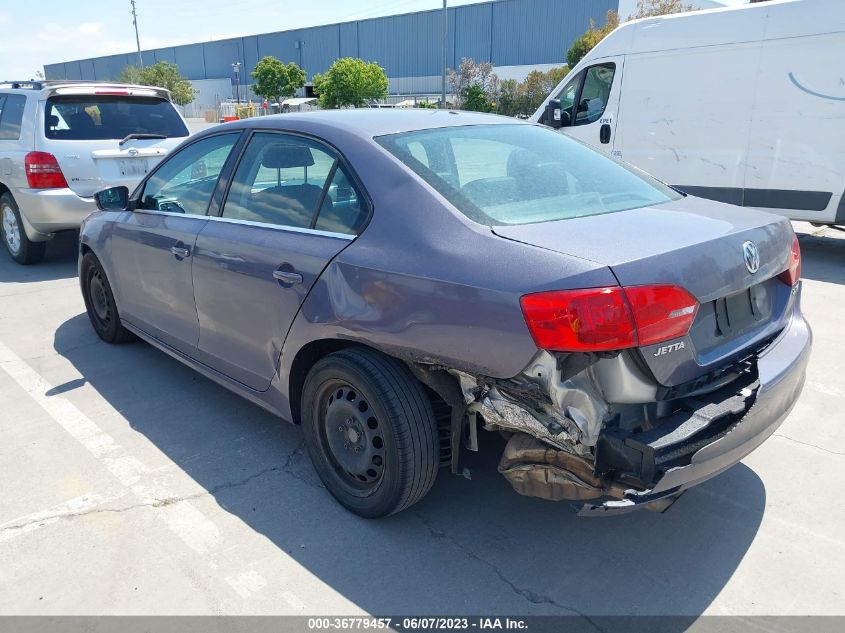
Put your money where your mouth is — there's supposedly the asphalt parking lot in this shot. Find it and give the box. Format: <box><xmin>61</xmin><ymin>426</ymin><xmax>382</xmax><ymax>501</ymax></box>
<box><xmin>0</xmin><ymin>221</ymin><xmax>843</xmax><ymax>617</ymax></box>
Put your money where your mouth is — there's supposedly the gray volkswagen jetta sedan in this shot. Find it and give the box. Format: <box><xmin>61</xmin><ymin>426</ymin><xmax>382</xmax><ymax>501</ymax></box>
<box><xmin>80</xmin><ymin>110</ymin><xmax>811</xmax><ymax>517</ymax></box>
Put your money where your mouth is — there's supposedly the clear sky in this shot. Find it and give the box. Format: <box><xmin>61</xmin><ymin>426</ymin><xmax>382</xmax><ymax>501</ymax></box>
<box><xmin>0</xmin><ymin>0</ymin><xmax>748</xmax><ymax>81</ymax></box>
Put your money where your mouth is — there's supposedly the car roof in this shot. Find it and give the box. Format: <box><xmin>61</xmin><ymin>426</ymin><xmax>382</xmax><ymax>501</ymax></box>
<box><xmin>215</xmin><ymin>108</ymin><xmax>531</xmax><ymax>139</ymax></box>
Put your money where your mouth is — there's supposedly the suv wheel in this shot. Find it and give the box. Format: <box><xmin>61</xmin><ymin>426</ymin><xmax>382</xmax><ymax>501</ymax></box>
<box><xmin>1</xmin><ymin>193</ymin><xmax>46</xmax><ymax>265</ymax></box>
<box><xmin>80</xmin><ymin>252</ymin><xmax>135</xmax><ymax>344</ymax></box>
<box><xmin>301</xmin><ymin>348</ymin><xmax>439</xmax><ymax>518</ymax></box>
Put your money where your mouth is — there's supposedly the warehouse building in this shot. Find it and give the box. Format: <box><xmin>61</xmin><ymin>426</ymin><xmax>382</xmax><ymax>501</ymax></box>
<box><xmin>42</xmin><ymin>0</ymin><xmax>726</xmax><ymax>109</ymax></box>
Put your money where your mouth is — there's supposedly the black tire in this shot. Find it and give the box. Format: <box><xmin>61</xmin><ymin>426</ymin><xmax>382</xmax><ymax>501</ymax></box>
<box><xmin>80</xmin><ymin>252</ymin><xmax>135</xmax><ymax>344</ymax></box>
<box><xmin>1</xmin><ymin>193</ymin><xmax>46</xmax><ymax>265</ymax></box>
<box><xmin>301</xmin><ymin>347</ymin><xmax>439</xmax><ymax>518</ymax></box>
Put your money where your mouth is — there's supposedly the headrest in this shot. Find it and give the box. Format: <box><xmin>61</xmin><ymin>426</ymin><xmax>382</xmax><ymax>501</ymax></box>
<box><xmin>507</xmin><ymin>148</ymin><xmax>541</xmax><ymax>179</ymax></box>
<box><xmin>47</xmin><ymin>114</ymin><xmax>60</xmax><ymax>128</ymax></box>
<box><xmin>261</xmin><ymin>144</ymin><xmax>315</xmax><ymax>169</ymax></box>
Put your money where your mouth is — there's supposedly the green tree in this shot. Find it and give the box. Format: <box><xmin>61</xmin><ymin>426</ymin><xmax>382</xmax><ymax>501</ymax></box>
<box><xmin>632</xmin><ymin>0</ymin><xmax>693</xmax><ymax>18</ymax></box>
<box><xmin>461</xmin><ymin>84</ymin><xmax>492</xmax><ymax>112</ymax></box>
<box><xmin>312</xmin><ymin>58</ymin><xmax>388</xmax><ymax>108</ymax></box>
<box><xmin>250</xmin><ymin>56</ymin><xmax>306</xmax><ymax>106</ymax></box>
<box><xmin>118</xmin><ymin>62</ymin><xmax>196</xmax><ymax>105</ymax></box>
<box><xmin>566</xmin><ymin>11</ymin><xmax>619</xmax><ymax>68</ymax></box>
<box><xmin>496</xmin><ymin>79</ymin><xmax>521</xmax><ymax>117</ymax></box>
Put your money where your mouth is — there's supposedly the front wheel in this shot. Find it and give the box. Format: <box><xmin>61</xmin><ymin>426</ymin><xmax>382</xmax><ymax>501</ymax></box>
<box><xmin>301</xmin><ymin>348</ymin><xmax>439</xmax><ymax>518</ymax></box>
<box><xmin>1</xmin><ymin>193</ymin><xmax>46</xmax><ymax>265</ymax></box>
<box><xmin>80</xmin><ymin>252</ymin><xmax>135</xmax><ymax>344</ymax></box>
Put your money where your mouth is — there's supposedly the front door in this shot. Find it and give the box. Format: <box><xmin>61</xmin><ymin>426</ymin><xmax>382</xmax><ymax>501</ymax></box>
<box><xmin>551</xmin><ymin>57</ymin><xmax>624</xmax><ymax>155</ymax></box>
<box><xmin>191</xmin><ymin>131</ymin><xmax>368</xmax><ymax>391</ymax></box>
<box><xmin>110</xmin><ymin>132</ymin><xmax>240</xmax><ymax>354</ymax></box>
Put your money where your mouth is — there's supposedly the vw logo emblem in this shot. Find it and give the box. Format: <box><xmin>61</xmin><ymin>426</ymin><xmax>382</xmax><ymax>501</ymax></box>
<box><xmin>743</xmin><ymin>241</ymin><xmax>760</xmax><ymax>274</ymax></box>
<box><xmin>127</xmin><ymin>148</ymin><xmax>139</xmax><ymax>157</ymax></box>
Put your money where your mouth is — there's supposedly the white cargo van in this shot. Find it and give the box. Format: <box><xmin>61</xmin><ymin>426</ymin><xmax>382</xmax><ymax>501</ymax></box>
<box><xmin>531</xmin><ymin>0</ymin><xmax>845</xmax><ymax>225</ymax></box>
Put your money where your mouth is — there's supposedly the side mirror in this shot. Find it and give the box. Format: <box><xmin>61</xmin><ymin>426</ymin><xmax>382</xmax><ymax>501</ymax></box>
<box><xmin>95</xmin><ymin>186</ymin><xmax>129</xmax><ymax>211</ymax></box>
<box><xmin>544</xmin><ymin>100</ymin><xmax>569</xmax><ymax>129</ymax></box>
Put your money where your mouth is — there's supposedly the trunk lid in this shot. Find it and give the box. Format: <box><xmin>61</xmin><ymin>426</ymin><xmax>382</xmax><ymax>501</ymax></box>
<box><xmin>493</xmin><ymin>196</ymin><xmax>797</xmax><ymax>385</ymax></box>
<box><xmin>51</xmin><ymin>140</ymin><xmax>172</xmax><ymax>197</ymax></box>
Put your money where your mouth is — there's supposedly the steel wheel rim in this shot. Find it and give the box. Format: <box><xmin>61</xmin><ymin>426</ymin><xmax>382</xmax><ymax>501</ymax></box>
<box><xmin>87</xmin><ymin>268</ymin><xmax>112</xmax><ymax>326</ymax></box>
<box><xmin>318</xmin><ymin>381</ymin><xmax>386</xmax><ymax>494</ymax></box>
<box><xmin>2</xmin><ymin>205</ymin><xmax>21</xmax><ymax>255</ymax></box>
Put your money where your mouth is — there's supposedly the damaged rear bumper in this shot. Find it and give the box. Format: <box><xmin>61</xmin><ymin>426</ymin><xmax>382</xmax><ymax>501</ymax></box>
<box><xmin>580</xmin><ymin>314</ymin><xmax>812</xmax><ymax>515</ymax></box>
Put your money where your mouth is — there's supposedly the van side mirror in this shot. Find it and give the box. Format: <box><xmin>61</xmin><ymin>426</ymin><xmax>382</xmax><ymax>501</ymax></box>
<box><xmin>95</xmin><ymin>186</ymin><xmax>129</xmax><ymax>211</ymax></box>
<box><xmin>544</xmin><ymin>100</ymin><xmax>569</xmax><ymax>129</ymax></box>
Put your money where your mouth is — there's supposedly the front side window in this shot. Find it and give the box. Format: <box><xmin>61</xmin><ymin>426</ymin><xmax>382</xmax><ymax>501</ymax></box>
<box><xmin>575</xmin><ymin>63</ymin><xmax>615</xmax><ymax>125</ymax></box>
<box><xmin>553</xmin><ymin>71</ymin><xmax>581</xmax><ymax>127</ymax></box>
<box><xmin>137</xmin><ymin>133</ymin><xmax>238</xmax><ymax>216</ymax></box>
<box><xmin>222</xmin><ymin>132</ymin><xmax>366</xmax><ymax>234</ymax></box>
<box><xmin>45</xmin><ymin>95</ymin><xmax>189</xmax><ymax>140</ymax></box>
<box><xmin>377</xmin><ymin>124</ymin><xmax>681</xmax><ymax>226</ymax></box>
<box><xmin>0</xmin><ymin>95</ymin><xmax>26</xmax><ymax>140</ymax></box>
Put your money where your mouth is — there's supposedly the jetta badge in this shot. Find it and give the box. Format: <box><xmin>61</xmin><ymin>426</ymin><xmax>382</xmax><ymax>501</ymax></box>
<box><xmin>743</xmin><ymin>241</ymin><xmax>760</xmax><ymax>274</ymax></box>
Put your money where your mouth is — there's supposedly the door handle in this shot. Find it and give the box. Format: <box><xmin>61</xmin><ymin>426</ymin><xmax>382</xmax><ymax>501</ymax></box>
<box><xmin>273</xmin><ymin>270</ymin><xmax>303</xmax><ymax>285</ymax></box>
<box><xmin>170</xmin><ymin>245</ymin><xmax>190</xmax><ymax>258</ymax></box>
<box><xmin>600</xmin><ymin>123</ymin><xmax>611</xmax><ymax>144</ymax></box>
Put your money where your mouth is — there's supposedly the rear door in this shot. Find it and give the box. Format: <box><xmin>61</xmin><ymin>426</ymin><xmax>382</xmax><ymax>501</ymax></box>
<box><xmin>552</xmin><ymin>58</ymin><xmax>624</xmax><ymax>154</ymax></box>
<box><xmin>110</xmin><ymin>132</ymin><xmax>242</xmax><ymax>354</ymax></box>
<box><xmin>191</xmin><ymin>131</ymin><xmax>368</xmax><ymax>391</ymax></box>
<box><xmin>41</xmin><ymin>93</ymin><xmax>190</xmax><ymax>196</ymax></box>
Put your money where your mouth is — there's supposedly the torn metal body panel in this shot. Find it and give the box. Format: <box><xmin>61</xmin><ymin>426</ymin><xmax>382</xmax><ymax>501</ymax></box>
<box><xmin>453</xmin><ymin>310</ymin><xmax>811</xmax><ymax>513</ymax></box>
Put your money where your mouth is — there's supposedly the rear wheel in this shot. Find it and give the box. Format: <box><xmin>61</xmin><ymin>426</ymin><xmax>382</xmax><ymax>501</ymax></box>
<box><xmin>1</xmin><ymin>193</ymin><xmax>46</xmax><ymax>265</ymax></box>
<box><xmin>301</xmin><ymin>347</ymin><xmax>439</xmax><ymax>518</ymax></box>
<box><xmin>80</xmin><ymin>252</ymin><xmax>135</xmax><ymax>344</ymax></box>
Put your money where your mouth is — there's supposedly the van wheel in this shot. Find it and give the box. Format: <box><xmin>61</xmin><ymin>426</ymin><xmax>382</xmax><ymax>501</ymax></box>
<box><xmin>80</xmin><ymin>252</ymin><xmax>135</xmax><ymax>344</ymax></box>
<box><xmin>1</xmin><ymin>193</ymin><xmax>46</xmax><ymax>265</ymax></box>
<box><xmin>301</xmin><ymin>348</ymin><xmax>439</xmax><ymax>518</ymax></box>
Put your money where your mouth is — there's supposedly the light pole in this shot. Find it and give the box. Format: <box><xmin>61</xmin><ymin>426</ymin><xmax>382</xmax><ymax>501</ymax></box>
<box><xmin>232</xmin><ymin>62</ymin><xmax>241</xmax><ymax>104</ymax></box>
<box><xmin>441</xmin><ymin>0</ymin><xmax>447</xmax><ymax>109</ymax></box>
<box><xmin>130</xmin><ymin>0</ymin><xmax>143</xmax><ymax>68</ymax></box>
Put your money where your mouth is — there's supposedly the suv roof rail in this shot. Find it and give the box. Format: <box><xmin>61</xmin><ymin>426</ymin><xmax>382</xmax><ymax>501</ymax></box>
<box><xmin>0</xmin><ymin>80</ymin><xmax>44</xmax><ymax>89</ymax></box>
<box><xmin>0</xmin><ymin>79</ymin><xmax>166</xmax><ymax>90</ymax></box>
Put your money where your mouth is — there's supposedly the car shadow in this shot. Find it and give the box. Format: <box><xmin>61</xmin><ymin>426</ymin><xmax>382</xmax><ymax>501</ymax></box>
<box><xmin>53</xmin><ymin>313</ymin><xmax>765</xmax><ymax>619</ymax></box>
<box><xmin>0</xmin><ymin>232</ymin><xmax>79</xmax><ymax>284</ymax></box>
<box><xmin>795</xmin><ymin>230</ymin><xmax>845</xmax><ymax>285</ymax></box>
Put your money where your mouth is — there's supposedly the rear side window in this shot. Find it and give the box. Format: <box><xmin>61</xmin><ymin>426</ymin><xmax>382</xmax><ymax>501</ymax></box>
<box><xmin>0</xmin><ymin>95</ymin><xmax>26</xmax><ymax>140</ymax></box>
<box><xmin>222</xmin><ymin>132</ymin><xmax>367</xmax><ymax>235</ymax></box>
<box><xmin>45</xmin><ymin>95</ymin><xmax>189</xmax><ymax>141</ymax></box>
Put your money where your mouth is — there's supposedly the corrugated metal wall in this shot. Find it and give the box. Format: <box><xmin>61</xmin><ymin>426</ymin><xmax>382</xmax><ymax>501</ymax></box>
<box><xmin>44</xmin><ymin>0</ymin><xmax>616</xmax><ymax>85</ymax></box>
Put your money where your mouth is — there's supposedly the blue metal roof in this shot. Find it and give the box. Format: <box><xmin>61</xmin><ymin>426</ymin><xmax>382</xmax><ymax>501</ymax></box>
<box><xmin>44</xmin><ymin>0</ymin><xmax>616</xmax><ymax>83</ymax></box>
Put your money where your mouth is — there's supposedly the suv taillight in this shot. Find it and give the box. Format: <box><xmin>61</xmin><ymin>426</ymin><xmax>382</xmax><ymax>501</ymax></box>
<box><xmin>25</xmin><ymin>151</ymin><xmax>68</xmax><ymax>189</ymax></box>
<box><xmin>777</xmin><ymin>235</ymin><xmax>801</xmax><ymax>286</ymax></box>
<box><xmin>520</xmin><ymin>284</ymin><xmax>699</xmax><ymax>352</ymax></box>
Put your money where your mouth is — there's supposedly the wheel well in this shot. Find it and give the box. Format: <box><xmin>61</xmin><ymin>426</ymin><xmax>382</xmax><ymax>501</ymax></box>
<box><xmin>288</xmin><ymin>339</ymin><xmax>357</xmax><ymax>425</ymax></box>
<box><xmin>0</xmin><ymin>182</ymin><xmax>10</xmax><ymax>200</ymax></box>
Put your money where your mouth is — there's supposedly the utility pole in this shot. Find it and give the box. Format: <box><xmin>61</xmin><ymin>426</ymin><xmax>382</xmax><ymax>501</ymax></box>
<box><xmin>441</xmin><ymin>0</ymin><xmax>448</xmax><ymax>108</ymax></box>
<box><xmin>130</xmin><ymin>0</ymin><xmax>143</xmax><ymax>67</ymax></box>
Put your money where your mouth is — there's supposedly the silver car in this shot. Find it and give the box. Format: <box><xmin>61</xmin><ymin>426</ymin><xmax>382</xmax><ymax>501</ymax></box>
<box><xmin>0</xmin><ymin>80</ymin><xmax>189</xmax><ymax>264</ymax></box>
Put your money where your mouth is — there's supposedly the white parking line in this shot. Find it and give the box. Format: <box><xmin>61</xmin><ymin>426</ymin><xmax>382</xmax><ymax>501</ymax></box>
<box><xmin>0</xmin><ymin>338</ymin><xmax>278</xmax><ymax>601</ymax></box>
<box><xmin>0</xmin><ymin>492</ymin><xmax>124</xmax><ymax>544</ymax></box>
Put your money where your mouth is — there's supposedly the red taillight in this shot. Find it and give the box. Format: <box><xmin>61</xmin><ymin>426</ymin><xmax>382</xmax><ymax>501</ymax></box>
<box><xmin>520</xmin><ymin>284</ymin><xmax>699</xmax><ymax>352</ymax></box>
<box><xmin>623</xmin><ymin>285</ymin><xmax>699</xmax><ymax>346</ymax></box>
<box><xmin>25</xmin><ymin>152</ymin><xmax>68</xmax><ymax>189</ymax></box>
<box><xmin>777</xmin><ymin>235</ymin><xmax>801</xmax><ymax>286</ymax></box>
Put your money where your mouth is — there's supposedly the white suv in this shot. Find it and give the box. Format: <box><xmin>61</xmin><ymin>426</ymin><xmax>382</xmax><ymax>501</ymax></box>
<box><xmin>0</xmin><ymin>80</ymin><xmax>190</xmax><ymax>264</ymax></box>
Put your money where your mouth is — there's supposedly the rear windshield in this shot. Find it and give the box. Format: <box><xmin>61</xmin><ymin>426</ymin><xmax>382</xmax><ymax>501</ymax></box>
<box><xmin>44</xmin><ymin>95</ymin><xmax>189</xmax><ymax>141</ymax></box>
<box><xmin>376</xmin><ymin>124</ymin><xmax>681</xmax><ymax>226</ymax></box>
